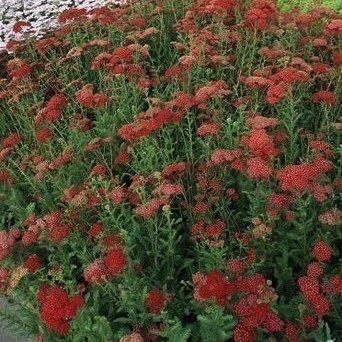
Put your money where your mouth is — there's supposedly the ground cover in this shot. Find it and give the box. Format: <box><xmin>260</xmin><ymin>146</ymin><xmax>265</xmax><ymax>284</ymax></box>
<box><xmin>0</xmin><ymin>0</ymin><xmax>341</xmax><ymax>341</ymax></box>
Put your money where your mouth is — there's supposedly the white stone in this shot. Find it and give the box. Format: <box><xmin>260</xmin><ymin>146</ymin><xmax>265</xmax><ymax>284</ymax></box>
<box><xmin>0</xmin><ymin>0</ymin><xmax>125</xmax><ymax>51</ymax></box>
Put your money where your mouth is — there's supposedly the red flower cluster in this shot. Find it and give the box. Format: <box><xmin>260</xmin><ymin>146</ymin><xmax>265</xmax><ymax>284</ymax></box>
<box><xmin>243</xmin><ymin>76</ymin><xmax>271</xmax><ymax>89</ymax></box>
<box><xmin>49</xmin><ymin>223</ymin><xmax>71</xmax><ymax>242</ymax></box>
<box><xmin>312</xmin><ymin>90</ymin><xmax>334</xmax><ymax>104</ymax></box>
<box><xmin>36</xmin><ymin>127</ymin><xmax>54</xmax><ymax>143</ymax></box>
<box><xmin>6</xmin><ymin>58</ymin><xmax>33</xmax><ymax>80</ymax></box>
<box><xmin>276</xmin><ymin>157</ymin><xmax>332</xmax><ymax>192</ymax></box>
<box><xmin>244</xmin><ymin>0</ymin><xmax>278</xmax><ymax>31</ymax></box>
<box><xmin>23</xmin><ymin>254</ymin><xmax>42</xmax><ymax>271</ymax></box>
<box><xmin>191</xmin><ymin>219</ymin><xmax>226</xmax><ymax>239</ymax></box>
<box><xmin>243</xmin><ymin>129</ymin><xmax>279</xmax><ymax>159</ymax></box>
<box><xmin>38</xmin><ymin>284</ymin><xmax>84</xmax><ymax>335</ymax></box>
<box><xmin>58</xmin><ymin>8</ymin><xmax>87</xmax><ymax>23</ymax></box>
<box><xmin>75</xmin><ymin>84</ymin><xmax>109</xmax><ymax>108</ymax></box>
<box><xmin>12</xmin><ymin>20</ymin><xmax>31</xmax><ymax>33</ymax></box>
<box><xmin>87</xmin><ymin>221</ymin><xmax>104</xmax><ymax>239</ymax></box>
<box><xmin>103</xmin><ymin>248</ymin><xmax>127</xmax><ymax>274</ymax></box>
<box><xmin>227</xmin><ymin>259</ymin><xmax>246</xmax><ymax>274</ymax></box>
<box><xmin>269</xmin><ymin>67</ymin><xmax>310</xmax><ymax>84</ymax></box>
<box><xmin>145</xmin><ymin>288</ymin><xmax>168</xmax><ymax>314</ymax></box>
<box><xmin>246</xmin><ymin>157</ymin><xmax>272</xmax><ymax>179</ymax></box>
<box><xmin>197</xmin><ymin>122</ymin><xmax>221</xmax><ymax>136</ymax></box>
<box><xmin>0</xmin><ymin>229</ymin><xmax>21</xmax><ymax>261</ymax></box>
<box><xmin>84</xmin><ymin>259</ymin><xmax>108</xmax><ymax>284</ymax></box>
<box><xmin>114</xmin><ymin>148</ymin><xmax>131</xmax><ymax>165</ymax></box>
<box><xmin>102</xmin><ymin>233</ymin><xmax>122</xmax><ymax>250</ymax></box>
<box><xmin>84</xmin><ymin>236</ymin><xmax>125</xmax><ymax>284</ymax></box>
<box><xmin>266</xmin><ymin>82</ymin><xmax>288</xmax><ymax>104</ymax></box>
<box><xmin>162</xmin><ymin>161</ymin><xmax>190</xmax><ymax>178</ymax></box>
<box><xmin>233</xmin><ymin>294</ymin><xmax>283</xmax><ymax>340</ymax></box>
<box><xmin>195</xmin><ymin>80</ymin><xmax>229</xmax><ymax>107</ymax></box>
<box><xmin>152</xmin><ymin>182</ymin><xmax>184</xmax><ymax>196</ymax></box>
<box><xmin>35</xmin><ymin>94</ymin><xmax>68</xmax><ymax>125</ymax></box>
<box><xmin>194</xmin><ymin>270</ymin><xmax>235</xmax><ymax>306</ymax></box>
<box><xmin>108</xmin><ymin>187</ymin><xmax>126</xmax><ymax>204</ymax></box>
<box><xmin>313</xmin><ymin>240</ymin><xmax>332</xmax><ymax>262</ymax></box>
<box><xmin>298</xmin><ymin>276</ymin><xmax>329</xmax><ymax>316</ymax></box>
<box><xmin>211</xmin><ymin>148</ymin><xmax>242</xmax><ymax>165</ymax></box>
<box><xmin>118</xmin><ymin>108</ymin><xmax>174</xmax><ymax>141</ymax></box>
<box><xmin>1</xmin><ymin>132</ymin><xmax>22</xmax><ymax>148</ymax></box>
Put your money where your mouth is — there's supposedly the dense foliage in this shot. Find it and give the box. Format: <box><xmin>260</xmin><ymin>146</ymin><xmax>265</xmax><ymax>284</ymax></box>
<box><xmin>0</xmin><ymin>0</ymin><xmax>341</xmax><ymax>341</ymax></box>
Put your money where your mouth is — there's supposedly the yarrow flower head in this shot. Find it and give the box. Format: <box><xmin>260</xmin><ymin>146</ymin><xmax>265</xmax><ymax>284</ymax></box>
<box><xmin>145</xmin><ymin>288</ymin><xmax>168</xmax><ymax>314</ymax></box>
<box><xmin>313</xmin><ymin>240</ymin><xmax>332</xmax><ymax>262</ymax></box>
<box><xmin>38</xmin><ymin>285</ymin><xmax>84</xmax><ymax>335</ymax></box>
<box><xmin>103</xmin><ymin>248</ymin><xmax>127</xmax><ymax>275</ymax></box>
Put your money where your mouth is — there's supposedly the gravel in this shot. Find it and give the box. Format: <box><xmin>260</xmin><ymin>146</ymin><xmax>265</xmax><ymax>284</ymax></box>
<box><xmin>0</xmin><ymin>0</ymin><xmax>125</xmax><ymax>51</ymax></box>
<box><xmin>0</xmin><ymin>296</ymin><xmax>32</xmax><ymax>341</ymax></box>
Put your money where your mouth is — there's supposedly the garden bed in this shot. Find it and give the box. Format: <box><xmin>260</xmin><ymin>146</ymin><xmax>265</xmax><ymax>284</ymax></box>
<box><xmin>0</xmin><ymin>0</ymin><xmax>341</xmax><ymax>341</ymax></box>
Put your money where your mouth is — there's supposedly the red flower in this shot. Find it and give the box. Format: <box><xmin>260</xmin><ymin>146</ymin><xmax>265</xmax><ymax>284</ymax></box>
<box><xmin>276</xmin><ymin>163</ymin><xmax>316</xmax><ymax>191</ymax></box>
<box><xmin>285</xmin><ymin>322</ymin><xmax>301</xmax><ymax>342</ymax></box>
<box><xmin>114</xmin><ymin>148</ymin><xmax>131</xmax><ymax>164</ymax></box>
<box><xmin>24</xmin><ymin>254</ymin><xmax>42</xmax><ymax>271</ymax></box>
<box><xmin>298</xmin><ymin>276</ymin><xmax>329</xmax><ymax>316</ymax></box>
<box><xmin>88</xmin><ymin>222</ymin><xmax>104</xmax><ymax>239</ymax></box>
<box><xmin>326</xmin><ymin>19</ymin><xmax>342</xmax><ymax>35</ymax></box>
<box><xmin>46</xmin><ymin>94</ymin><xmax>68</xmax><ymax>110</ymax></box>
<box><xmin>75</xmin><ymin>84</ymin><xmax>108</xmax><ymax>108</ymax></box>
<box><xmin>262</xmin><ymin>311</ymin><xmax>284</xmax><ymax>332</ymax></box>
<box><xmin>162</xmin><ymin>161</ymin><xmax>189</xmax><ymax>178</ymax></box>
<box><xmin>233</xmin><ymin>323</ymin><xmax>256</xmax><ymax>342</ymax></box>
<box><xmin>310</xmin><ymin>295</ymin><xmax>330</xmax><ymax>316</ymax></box>
<box><xmin>12</xmin><ymin>20</ymin><xmax>31</xmax><ymax>33</ymax></box>
<box><xmin>197</xmin><ymin>123</ymin><xmax>221</xmax><ymax>136</ymax></box>
<box><xmin>37</xmin><ymin>283</ymin><xmax>52</xmax><ymax>304</ymax></box>
<box><xmin>146</xmin><ymin>288</ymin><xmax>167</xmax><ymax>314</ymax></box>
<box><xmin>22</xmin><ymin>225</ymin><xmax>40</xmax><ymax>245</ymax></box>
<box><xmin>108</xmin><ymin>187</ymin><xmax>126</xmax><ymax>204</ymax></box>
<box><xmin>49</xmin><ymin>224</ymin><xmax>71</xmax><ymax>242</ymax></box>
<box><xmin>313</xmin><ymin>240</ymin><xmax>332</xmax><ymax>262</ymax></box>
<box><xmin>266</xmin><ymin>82</ymin><xmax>288</xmax><ymax>104</ymax></box>
<box><xmin>10</xmin><ymin>63</ymin><xmax>32</xmax><ymax>79</ymax></box>
<box><xmin>244</xmin><ymin>76</ymin><xmax>271</xmax><ymax>89</ymax></box>
<box><xmin>302</xmin><ymin>314</ymin><xmax>317</xmax><ymax>329</ymax></box>
<box><xmin>103</xmin><ymin>248</ymin><xmax>127</xmax><ymax>274</ymax></box>
<box><xmin>152</xmin><ymin>182</ymin><xmax>184</xmax><ymax>196</ymax></box>
<box><xmin>244</xmin><ymin>129</ymin><xmax>279</xmax><ymax>159</ymax></box>
<box><xmin>2</xmin><ymin>132</ymin><xmax>22</xmax><ymax>148</ymax></box>
<box><xmin>312</xmin><ymin>90</ymin><xmax>334</xmax><ymax>104</ymax></box>
<box><xmin>58</xmin><ymin>8</ymin><xmax>87</xmax><ymax>23</ymax></box>
<box><xmin>196</xmin><ymin>270</ymin><xmax>234</xmax><ymax>306</ymax></box>
<box><xmin>36</xmin><ymin>127</ymin><xmax>53</xmax><ymax>143</ymax></box>
<box><xmin>246</xmin><ymin>157</ymin><xmax>273</xmax><ymax>179</ymax></box>
<box><xmin>245</xmin><ymin>115</ymin><xmax>279</xmax><ymax>129</ymax></box>
<box><xmin>135</xmin><ymin>197</ymin><xmax>169</xmax><ymax>217</ymax></box>
<box><xmin>298</xmin><ymin>276</ymin><xmax>320</xmax><ymax>300</ymax></box>
<box><xmin>306</xmin><ymin>262</ymin><xmax>323</xmax><ymax>278</ymax></box>
<box><xmin>64</xmin><ymin>295</ymin><xmax>84</xmax><ymax>318</ymax></box>
<box><xmin>39</xmin><ymin>285</ymin><xmax>84</xmax><ymax>335</ymax></box>
<box><xmin>329</xmin><ymin>275</ymin><xmax>342</xmax><ymax>295</ymax></box>
<box><xmin>227</xmin><ymin>259</ymin><xmax>246</xmax><ymax>274</ymax></box>
<box><xmin>102</xmin><ymin>234</ymin><xmax>122</xmax><ymax>250</ymax></box>
<box><xmin>311</xmin><ymin>63</ymin><xmax>329</xmax><ymax>74</ymax></box>
<box><xmin>211</xmin><ymin>148</ymin><xmax>242</xmax><ymax>164</ymax></box>
<box><xmin>84</xmin><ymin>259</ymin><xmax>107</xmax><ymax>283</ymax></box>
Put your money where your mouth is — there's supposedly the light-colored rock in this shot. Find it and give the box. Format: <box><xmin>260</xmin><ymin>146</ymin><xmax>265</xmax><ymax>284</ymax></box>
<box><xmin>0</xmin><ymin>0</ymin><xmax>125</xmax><ymax>51</ymax></box>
